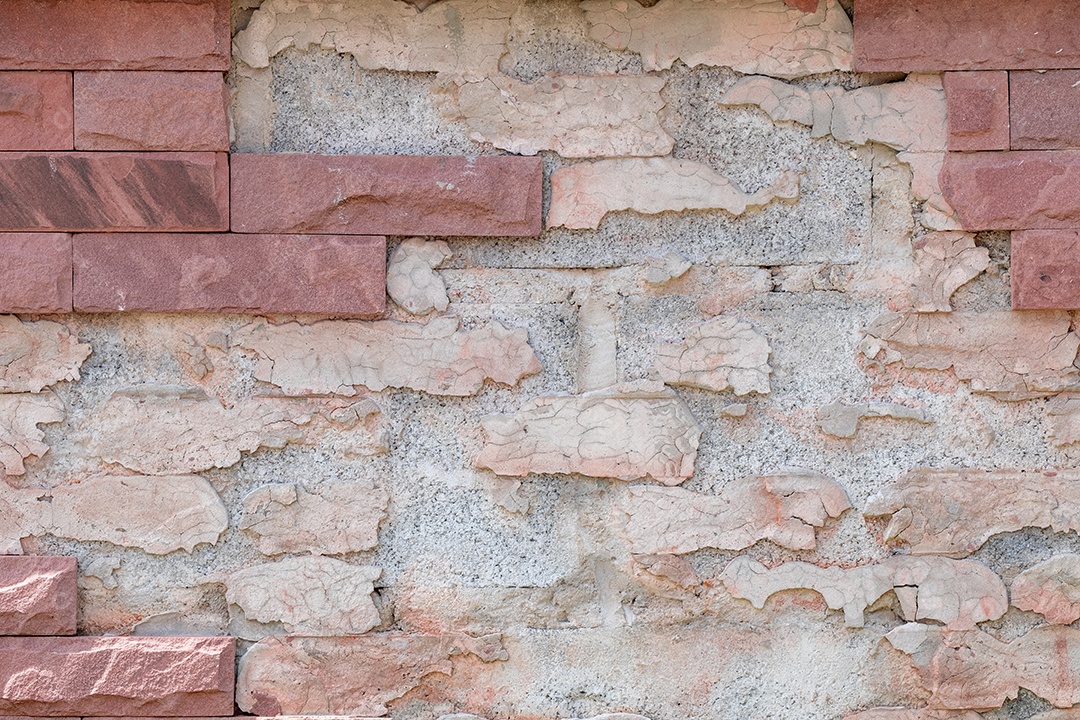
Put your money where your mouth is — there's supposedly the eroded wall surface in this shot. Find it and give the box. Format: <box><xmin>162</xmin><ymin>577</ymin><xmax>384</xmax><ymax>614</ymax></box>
<box><xmin>5</xmin><ymin>1</ymin><xmax>1080</xmax><ymax>719</ymax></box>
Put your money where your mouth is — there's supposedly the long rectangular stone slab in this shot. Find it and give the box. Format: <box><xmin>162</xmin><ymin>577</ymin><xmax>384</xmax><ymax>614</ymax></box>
<box><xmin>854</xmin><ymin>0</ymin><xmax>1080</xmax><ymax>71</ymax></box>
<box><xmin>73</xmin><ymin>233</ymin><xmax>386</xmax><ymax>316</ymax></box>
<box><xmin>230</xmin><ymin>154</ymin><xmax>543</xmax><ymax>237</ymax></box>
<box><xmin>0</xmin><ymin>233</ymin><xmax>72</xmax><ymax>313</ymax></box>
<box><xmin>0</xmin><ymin>556</ymin><xmax>76</xmax><ymax>636</ymax></box>
<box><xmin>0</xmin><ymin>636</ymin><xmax>235</xmax><ymax>716</ymax></box>
<box><xmin>0</xmin><ymin>0</ymin><xmax>229</xmax><ymax>71</ymax></box>
<box><xmin>940</xmin><ymin>150</ymin><xmax>1080</xmax><ymax>230</ymax></box>
<box><xmin>1012</xmin><ymin>230</ymin><xmax>1080</xmax><ymax>309</ymax></box>
<box><xmin>0</xmin><ymin>72</ymin><xmax>73</xmax><ymax>151</ymax></box>
<box><xmin>0</xmin><ymin>152</ymin><xmax>229</xmax><ymax>232</ymax></box>
<box><xmin>74</xmin><ymin>71</ymin><xmax>229</xmax><ymax>151</ymax></box>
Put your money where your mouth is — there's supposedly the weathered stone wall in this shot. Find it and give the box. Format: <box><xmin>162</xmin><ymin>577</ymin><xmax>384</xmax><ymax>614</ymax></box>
<box><xmin>6</xmin><ymin>1</ymin><xmax>1080</xmax><ymax>719</ymax></box>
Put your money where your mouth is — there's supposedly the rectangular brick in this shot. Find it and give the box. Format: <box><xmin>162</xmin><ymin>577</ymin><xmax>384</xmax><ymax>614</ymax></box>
<box><xmin>74</xmin><ymin>233</ymin><xmax>386</xmax><ymax>316</ymax></box>
<box><xmin>0</xmin><ymin>0</ymin><xmax>229</xmax><ymax>71</ymax></box>
<box><xmin>0</xmin><ymin>234</ymin><xmax>72</xmax><ymax>313</ymax></box>
<box><xmin>0</xmin><ymin>72</ymin><xmax>73</xmax><ymax>151</ymax></box>
<box><xmin>1012</xmin><ymin>229</ymin><xmax>1080</xmax><ymax>309</ymax></box>
<box><xmin>0</xmin><ymin>635</ymin><xmax>235</xmax><ymax>716</ymax></box>
<box><xmin>1011</xmin><ymin>70</ymin><xmax>1080</xmax><ymax>150</ymax></box>
<box><xmin>0</xmin><ymin>152</ymin><xmax>229</xmax><ymax>232</ymax></box>
<box><xmin>854</xmin><ymin>0</ymin><xmax>1080</xmax><ymax>71</ymax></box>
<box><xmin>74</xmin><ymin>72</ymin><xmax>229</xmax><ymax>152</ymax></box>
<box><xmin>940</xmin><ymin>150</ymin><xmax>1080</xmax><ymax>230</ymax></box>
<box><xmin>230</xmin><ymin>154</ymin><xmax>543</xmax><ymax>237</ymax></box>
<box><xmin>943</xmin><ymin>71</ymin><xmax>1009</xmax><ymax>152</ymax></box>
<box><xmin>0</xmin><ymin>556</ymin><xmax>76</xmax><ymax>636</ymax></box>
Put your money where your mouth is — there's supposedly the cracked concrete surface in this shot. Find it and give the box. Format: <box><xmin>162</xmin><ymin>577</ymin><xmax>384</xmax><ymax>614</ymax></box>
<box><xmin>0</xmin><ymin>316</ymin><xmax>91</xmax><ymax>394</ymax></box>
<box><xmin>0</xmin><ymin>393</ymin><xmax>64</xmax><ymax>476</ymax></box>
<box><xmin>652</xmin><ymin>315</ymin><xmax>772</xmax><ymax>395</ymax></box>
<box><xmin>548</xmin><ymin>157</ymin><xmax>800</xmax><ymax>229</ymax></box>
<box><xmin>720</xmin><ymin>555</ymin><xmax>1007</xmax><ymax>629</ymax></box>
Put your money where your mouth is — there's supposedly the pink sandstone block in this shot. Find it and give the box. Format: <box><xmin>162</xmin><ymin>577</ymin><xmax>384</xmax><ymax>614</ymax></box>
<box><xmin>1011</xmin><ymin>70</ymin><xmax>1080</xmax><ymax>150</ymax></box>
<box><xmin>230</xmin><ymin>154</ymin><xmax>543</xmax><ymax>237</ymax></box>
<box><xmin>940</xmin><ymin>150</ymin><xmax>1080</xmax><ymax>230</ymax></box>
<box><xmin>74</xmin><ymin>72</ymin><xmax>228</xmax><ymax>151</ymax></box>
<box><xmin>73</xmin><ymin>233</ymin><xmax>386</xmax><ymax>316</ymax></box>
<box><xmin>0</xmin><ymin>152</ymin><xmax>229</xmax><ymax>232</ymax></box>
<box><xmin>0</xmin><ymin>0</ymin><xmax>229</xmax><ymax>71</ymax></box>
<box><xmin>0</xmin><ymin>72</ymin><xmax>73</xmax><ymax>151</ymax></box>
<box><xmin>1011</xmin><ymin>229</ymin><xmax>1080</xmax><ymax>309</ymax></box>
<box><xmin>854</xmin><ymin>0</ymin><xmax>1080</xmax><ymax>72</ymax></box>
<box><xmin>943</xmin><ymin>71</ymin><xmax>1009</xmax><ymax>152</ymax></box>
<box><xmin>0</xmin><ymin>556</ymin><xmax>76</xmax><ymax>636</ymax></box>
<box><xmin>0</xmin><ymin>635</ymin><xmax>235</xmax><ymax>716</ymax></box>
<box><xmin>0</xmin><ymin>234</ymin><xmax>72</xmax><ymax>313</ymax></box>
<box><xmin>783</xmin><ymin>0</ymin><xmax>819</xmax><ymax>11</ymax></box>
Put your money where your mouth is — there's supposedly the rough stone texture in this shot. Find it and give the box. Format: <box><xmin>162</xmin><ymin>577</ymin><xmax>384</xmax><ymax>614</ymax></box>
<box><xmin>652</xmin><ymin>316</ymin><xmax>772</xmax><ymax>395</ymax></box>
<box><xmin>0</xmin><ymin>152</ymin><xmax>229</xmax><ymax>232</ymax></box>
<box><xmin>886</xmin><ymin>622</ymin><xmax>1080</xmax><ymax>710</ymax></box>
<box><xmin>74</xmin><ymin>71</ymin><xmax>229</xmax><ymax>151</ymax></box>
<box><xmin>910</xmin><ymin>232</ymin><xmax>990</xmax><ymax>312</ymax></box>
<box><xmin>862</xmin><ymin>311</ymin><xmax>1080</xmax><ymax>400</ymax></box>
<box><xmin>1011</xmin><ymin>555</ymin><xmax>1080</xmax><ymax>624</ymax></box>
<box><xmin>0</xmin><ymin>72</ymin><xmax>73</xmax><ymax>151</ymax></box>
<box><xmin>548</xmin><ymin>157</ymin><xmax>800</xmax><ymax>230</ymax></box>
<box><xmin>0</xmin><ymin>393</ymin><xmax>64</xmax><ymax>476</ymax></box>
<box><xmin>830</xmin><ymin>75</ymin><xmax>946</xmax><ymax>153</ymax></box>
<box><xmin>817</xmin><ymin>402</ymin><xmax>931</xmax><ymax>439</ymax></box>
<box><xmin>943</xmin><ymin>72</ymin><xmax>1009</xmax><ymax>152</ymax></box>
<box><xmin>940</xmin><ymin>150</ymin><xmax>1080</xmax><ymax>231</ymax></box>
<box><xmin>0</xmin><ymin>556</ymin><xmax>76</xmax><ymax>636</ymax></box>
<box><xmin>854</xmin><ymin>0</ymin><xmax>1080</xmax><ymax>71</ymax></box>
<box><xmin>230</xmin><ymin>154</ymin><xmax>542</xmax><ymax>237</ymax></box>
<box><xmin>225</xmin><ymin>557</ymin><xmax>381</xmax><ymax>638</ymax></box>
<box><xmin>73</xmin><ymin>233</ymin><xmax>386</xmax><ymax>316</ymax></box>
<box><xmin>240</xmin><ymin>482</ymin><xmax>389</xmax><ymax>556</ymax></box>
<box><xmin>864</xmin><ymin>468</ymin><xmax>1080</xmax><ymax>558</ymax></box>
<box><xmin>82</xmin><ymin>386</ymin><xmax>385</xmax><ymax>475</ymax></box>
<box><xmin>1011</xmin><ymin>70</ymin><xmax>1080</xmax><ymax>150</ymax></box>
<box><xmin>1047</xmin><ymin>393</ymin><xmax>1080</xmax><ymax>447</ymax></box>
<box><xmin>1</xmin><ymin>475</ymin><xmax>229</xmax><ymax>555</ymax></box>
<box><xmin>721</xmin><ymin>555</ymin><xmax>1007</xmax><ymax>629</ymax></box>
<box><xmin>475</xmin><ymin>381</ymin><xmax>702</xmax><ymax>485</ymax></box>
<box><xmin>0</xmin><ymin>636</ymin><xmax>234</xmax><ymax>716</ymax></box>
<box><xmin>0</xmin><ymin>234</ymin><xmax>73</xmax><ymax>314</ymax></box>
<box><xmin>433</xmin><ymin>74</ymin><xmax>673</xmax><ymax>157</ymax></box>
<box><xmin>1011</xmin><ymin>229</ymin><xmax>1080</xmax><ymax>310</ymax></box>
<box><xmin>845</xmin><ymin>711</ymin><xmax>983</xmax><ymax>720</ymax></box>
<box><xmin>229</xmin><ymin>62</ymin><xmax>274</xmax><ymax>152</ymax></box>
<box><xmin>0</xmin><ymin>317</ymin><xmax>90</xmax><ymax>394</ymax></box>
<box><xmin>580</xmin><ymin>0</ymin><xmax>853</xmax><ymax>77</ymax></box>
<box><xmin>0</xmin><ymin>0</ymin><xmax>230</xmax><ymax>70</ymax></box>
<box><xmin>386</xmin><ymin>238</ymin><xmax>452</xmax><ymax>316</ymax></box>
<box><xmin>619</xmin><ymin>472</ymin><xmax>851</xmax><ymax>554</ymax></box>
<box><xmin>236</xmin><ymin>634</ymin><xmax>507</xmax><ymax>716</ymax></box>
<box><xmin>234</xmin><ymin>317</ymin><xmax>541</xmax><ymax>397</ymax></box>
<box><xmin>234</xmin><ymin>0</ymin><xmax>514</xmax><ymax>79</ymax></box>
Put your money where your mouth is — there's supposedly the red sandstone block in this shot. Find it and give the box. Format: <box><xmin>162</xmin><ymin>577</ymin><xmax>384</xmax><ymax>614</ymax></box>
<box><xmin>1011</xmin><ymin>70</ymin><xmax>1080</xmax><ymax>150</ymax></box>
<box><xmin>0</xmin><ymin>152</ymin><xmax>229</xmax><ymax>232</ymax></box>
<box><xmin>943</xmin><ymin>72</ymin><xmax>1009</xmax><ymax>152</ymax></box>
<box><xmin>0</xmin><ymin>234</ymin><xmax>72</xmax><ymax>313</ymax></box>
<box><xmin>0</xmin><ymin>635</ymin><xmax>235</xmax><ymax>716</ymax></box>
<box><xmin>231</xmin><ymin>154</ymin><xmax>543</xmax><ymax>237</ymax></box>
<box><xmin>73</xmin><ymin>233</ymin><xmax>386</xmax><ymax>316</ymax></box>
<box><xmin>854</xmin><ymin>0</ymin><xmax>1080</xmax><ymax>71</ymax></box>
<box><xmin>0</xmin><ymin>0</ymin><xmax>229</xmax><ymax>71</ymax></box>
<box><xmin>0</xmin><ymin>556</ymin><xmax>76</xmax><ymax>636</ymax></box>
<box><xmin>0</xmin><ymin>72</ymin><xmax>73</xmax><ymax>151</ymax></box>
<box><xmin>940</xmin><ymin>150</ymin><xmax>1080</xmax><ymax>230</ymax></box>
<box><xmin>74</xmin><ymin>72</ymin><xmax>228</xmax><ymax>152</ymax></box>
<box><xmin>1011</xmin><ymin>230</ymin><xmax>1080</xmax><ymax>309</ymax></box>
